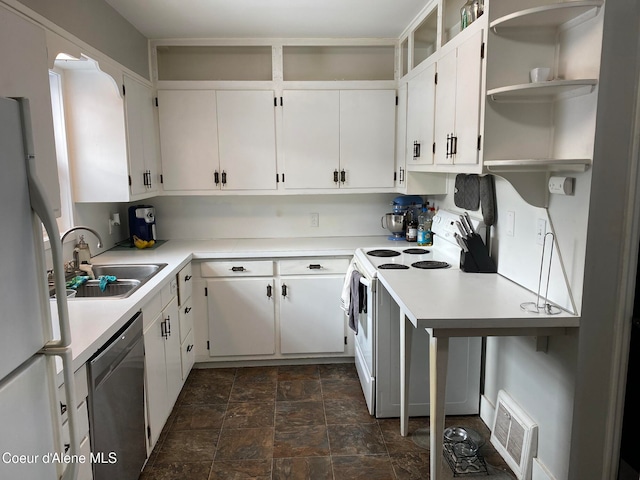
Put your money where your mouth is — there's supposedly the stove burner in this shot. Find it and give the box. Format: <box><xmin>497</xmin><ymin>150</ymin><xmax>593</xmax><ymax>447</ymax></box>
<box><xmin>411</xmin><ymin>261</ymin><xmax>450</xmax><ymax>270</ymax></box>
<box><xmin>378</xmin><ymin>263</ymin><xmax>410</xmax><ymax>270</ymax></box>
<box><xmin>367</xmin><ymin>249</ymin><xmax>401</xmax><ymax>257</ymax></box>
<box><xmin>403</xmin><ymin>248</ymin><xmax>430</xmax><ymax>255</ymax></box>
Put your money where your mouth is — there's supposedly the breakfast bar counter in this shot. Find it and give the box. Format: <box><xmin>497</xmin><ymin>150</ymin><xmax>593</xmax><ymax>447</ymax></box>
<box><xmin>376</xmin><ymin>268</ymin><xmax>579</xmax><ymax>479</ymax></box>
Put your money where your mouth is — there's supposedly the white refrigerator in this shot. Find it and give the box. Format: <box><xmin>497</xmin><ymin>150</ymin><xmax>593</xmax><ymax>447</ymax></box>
<box><xmin>0</xmin><ymin>97</ymin><xmax>79</xmax><ymax>480</ymax></box>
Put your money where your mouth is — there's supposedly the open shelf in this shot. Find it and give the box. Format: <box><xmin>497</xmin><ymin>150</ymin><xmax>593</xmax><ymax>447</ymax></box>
<box><xmin>487</xmin><ymin>79</ymin><xmax>597</xmax><ymax>103</ymax></box>
<box><xmin>490</xmin><ymin>1</ymin><xmax>603</xmax><ymax>32</ymax></box>
<box><xmin>484</xmin><ymin>158</ymin><xmax>591</xmax><ymax>173</ymax></box>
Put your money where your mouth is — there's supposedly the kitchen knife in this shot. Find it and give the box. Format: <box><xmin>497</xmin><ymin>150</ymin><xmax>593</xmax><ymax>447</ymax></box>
<box><xmin>454</xmin><ymin>233</ymin><xmax>469</xmax><ymax>252</ymax></box>
<box><xmin>455</xmin><ymin>221</ymin><xmax>468</xmax><ymax>238</ymax></box>
<box><xmin>463</xmin><ymin>212</ymin><xmax>475</xmax><ymax>235</ymax></box>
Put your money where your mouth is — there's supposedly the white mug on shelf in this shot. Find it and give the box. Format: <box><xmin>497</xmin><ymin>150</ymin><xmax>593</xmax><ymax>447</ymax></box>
<box><xmin>530</xmin><ymin>67</ymin><xmax>551</xmax><ymax>83</ymax></box>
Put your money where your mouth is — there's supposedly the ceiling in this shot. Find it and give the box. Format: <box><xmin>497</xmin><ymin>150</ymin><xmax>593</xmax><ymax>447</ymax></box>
<box><xmin>103</xmin><ymin>0</ymin><xmax>428</xmax><ymax>39</ymax></box>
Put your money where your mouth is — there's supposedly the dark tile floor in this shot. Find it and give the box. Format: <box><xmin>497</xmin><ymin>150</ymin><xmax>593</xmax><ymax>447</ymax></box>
<box><xmin>141</xmin><ymin>363</ymin><xmax>515</xmax><ymax>480</ymax></box>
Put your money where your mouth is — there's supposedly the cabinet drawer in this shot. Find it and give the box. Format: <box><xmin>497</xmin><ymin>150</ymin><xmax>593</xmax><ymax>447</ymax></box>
<box><xmin>179</xmin><ymin>296</ymin><xmax>194</xmax><ymax>344</ymax></box>
<box><xmin>58</xmin><ymin>364</ymin><xmax>88</xmax><ymax>420</ymax></box>
<box><xmin>279</xmin><ymin>258</ymin><xmax>350</xmax><ymax>275</ymax></box>
<box><xmin>201</xmin><ymin>260</ymin><xmax>274</xmax><ymax>277</ymax></box>
<box><xmin>62</xmin><ymin>399</ymin><xmax>90</xmax><ymax>447</ymax></box>
<box><xmin>177</xmin><ymin>263</ymin><xmax>193</xmax><ymax>306</ymax></box>
<box><xmin>181</xmin><ymin>329</ymin><xmax>195</xmax><ymax>380</ymax></box>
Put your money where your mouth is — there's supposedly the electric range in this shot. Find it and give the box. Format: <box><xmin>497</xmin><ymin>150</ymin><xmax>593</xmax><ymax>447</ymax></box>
<box><xmin>352</xmin><ymin>210</ymin><xmax>483</xmax><ymax>418</ymax></box>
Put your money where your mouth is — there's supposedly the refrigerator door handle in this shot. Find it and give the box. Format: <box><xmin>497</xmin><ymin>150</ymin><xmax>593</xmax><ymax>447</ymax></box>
<box><xmin>20</xmin><ymin>99</ymin><xmax>71</xmax><ymax>349</ymax></box>
<box><xmin>42</xmin><ymin>347</ymin><xmax>79</xmax><ymax>480</ymax></box>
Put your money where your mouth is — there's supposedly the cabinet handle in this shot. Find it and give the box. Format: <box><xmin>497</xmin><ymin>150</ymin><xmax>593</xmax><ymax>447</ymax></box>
<box><xmin>413</xmin><ymin>141</ymin><xmax>421</xmax><ymax>159</ymax></box>
<box><xmin>214</xmin><ymin>170</ymin><xmax>220</xmax><ymax>185</ymax></box>
<box><xmin>231</xmin><ymin>266</ymin><xmax>246</xmax><ymax>272</ymax></box>
<box><xmin>184</xmin><ymin>306</ymin><xmax>192</xmax><ymax>314</ymax></box>
<box><xmin>266</xmin><ymin>284</ymin><xmax>272</xmax><ymax>298</ymax></box>
<box><xmin>184</xmin><ymin>274</ymin><xmax>192</xmax><ymax>282</ymax></box>
<box><xmin>187</xmin><ymin>344</ymin><xmax>194</xmax><ymax>352</ymax></box>
<box><xmin>160</xmin><ymin>320</ymin><xmax>168</xmax><ymax>339</ymax></box>
<box><xmin>166</xmin><ymin>316</ymin><xmax>171</xmax><ymax>336</ymax></box>
<box><xmin>142</xmin><ymin>171</ymin><xmax>148</xmax><ymax>187</ymax></box>
<box><xmin>282</xmin><ymin>284</ymin><xmax>288</xmax><ymax>297</ymax></box>
<box><xmin>399</xmin><ymin>167</ymin><xmax>405</xmax><ymax>183</ymax></box>
<box><xmin>60</xmin><ymin>401</ymin><xmax>67</xmax><ymax>415</ymax></box>
<box><xmin>221</xmin><ymin>171</ymin><xmax>227</xmax><ymax>185</ymax></box>
<box><xmin>308</xmin><ymin>264</ymin><xmax>322</xmax><ymax>270</ymax></box>
<box><xmin>452</xmin><ymin>135</ymin><xmax>458</xmax><ymax>155</ymax></box>
<box><xmin>340</xmin><ymin>170</ymin><xmax>346</xmax><ymax>183</ymax></box>
<box><xmin>333</xmin><ymin>169</ymin><xmax>339</xmax><ymax>183</ymax></box>
<box><xmin>446</xmin><ymin>134</ymin><xmax>452</xmax><ymax>158</ymax></box>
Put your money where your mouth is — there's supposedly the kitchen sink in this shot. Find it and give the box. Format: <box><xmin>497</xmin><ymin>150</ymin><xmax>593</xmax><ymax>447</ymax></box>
<box><xmin>73</xmin><ymin>279</ymin><xmax>141</xmax><ymax>298</ymax></box>
<box><xmin>91</xmin><ymin>263</ymin><xmax>167</xmax><ymax>281</ymax></box>
<box><xmin>51</xmin><ymin>263</ymin><xmax>167</xmax><ymax>299</ymax></box>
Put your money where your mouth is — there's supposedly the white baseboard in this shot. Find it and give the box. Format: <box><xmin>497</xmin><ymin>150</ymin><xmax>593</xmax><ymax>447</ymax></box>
<box><xmin>532</xmin><ymin>458</ymin><xmax>556</xmax><ymax>480</ymax></box>
<box><xmin>480</xmin><ymin>394</ymin><xmax>496</xmax><ymax>429</ymax></box>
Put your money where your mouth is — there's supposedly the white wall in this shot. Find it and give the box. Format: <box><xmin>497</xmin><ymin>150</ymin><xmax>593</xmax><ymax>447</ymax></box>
<box><xmin>150</xmin><ymin>193</ymin><xmax>399</xmax><ymax>240</ymax></box>
<box><xmin>428</xmin><ymin>166</ymin><xmax>592</xmax><ymax>480</ymax></box>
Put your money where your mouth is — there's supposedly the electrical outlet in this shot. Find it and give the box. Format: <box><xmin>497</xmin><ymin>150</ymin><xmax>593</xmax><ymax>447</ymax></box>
<box><xmin>310</xmin><ymin>213</ymin><xmax>319</xmax><ymax>227</ymax></box>
<box><xmin>536</xmin><ymin>218</ymin><xmax>546</xmax><ymax>245</ymax></box>
<box><xmin>506</xmin><ymin>211</ymin><xmax>515</xmax><ymax>236</ymax></box>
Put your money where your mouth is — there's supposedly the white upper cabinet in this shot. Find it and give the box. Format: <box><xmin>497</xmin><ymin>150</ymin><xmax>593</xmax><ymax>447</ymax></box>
<box><xmin>281</xmin><ymin>89</ymin><xmax>396</xmax><ymax>190</ymax></box>
<box><xmin>62</xmin><ymin>59</ymin><xmax>161</xmax><ymax>203</ymax></box>
<box><xmin>123</xmin><ymin>74</ymin><xmax>161</xmax><ymax>197</ymax></box>
<box><xmin>158</xmin><ymin>89</ymin><xmax>277</xmax><ymax>192</ymax></box>
<box><xmin>406</xmin><ymin>62</ymin><xmax>437</xmax><ymax>167</ymax></box>
<box><xmin>216</xmin><ymin>90</ymin><xmax>277</xmax><ymax>191</ymax></box>
<box><xmin>0</xmin><ymin>6</ymin><xmax>61</xmax><ymax>215</ymax></box>
<box><xmin>158</xmin><ymin>90</ymin><xmax>219</xmax><ymax>191</ymax></box>
<box><xmin>339</xmin><ymin>90</ymin><xmax>396</xmax><ymax>189</ymax></box>
<box><xmin>281</xmin><ymin>90</ymin><xmax>340</xmax><ymax>189</ymax></box>
<box><xmin>434</xmin><ymin>29</ymin><xmax>484</xmax><ymax>166</ymax></box>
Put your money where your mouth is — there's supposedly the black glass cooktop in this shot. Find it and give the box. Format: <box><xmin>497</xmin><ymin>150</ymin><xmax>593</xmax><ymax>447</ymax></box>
<box><xmin>411</xmin><ymin>261</ymin><xmax>450</xmax><ymax>270</ymax></box>
<box><xmin>367</xmin><ymin>249</ymin><xmax>401</xmax><ymax>257</ymax></box>
<box><xmin>378</xmin><ymin>263</ymin><xmax>410</xmax><ymax>270</ymax></box>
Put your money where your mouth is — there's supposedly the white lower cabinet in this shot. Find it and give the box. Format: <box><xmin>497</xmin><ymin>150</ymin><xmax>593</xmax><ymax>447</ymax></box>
<box><xmin>207</xmin><ymin>277</ymin><xmax>276</xmax><ymax>356</ymax></box>
<box><xmin>279</xmin><ymin>276</ymin><xmax>346</xmax><ymax>354</ymax></box>
<box><xmin>202</xmin><ymin>257</ymin><xmax>349</xmax><ymax>359</ymax></box>
<box><xmin>58</xmin><ymin>364</ymin><xmax>92</xmax><ymax>479</ymax></box>
<box><xmin>143</xmin><ymin>286</ymin><xmax>182</xmax><ymax>451</ymax></box>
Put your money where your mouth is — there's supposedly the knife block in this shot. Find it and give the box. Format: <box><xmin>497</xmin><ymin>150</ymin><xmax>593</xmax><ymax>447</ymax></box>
<box><xmin>460</xmin><ymin>234</ymin><xmax>497</xmax><ymax>273</ymax></box>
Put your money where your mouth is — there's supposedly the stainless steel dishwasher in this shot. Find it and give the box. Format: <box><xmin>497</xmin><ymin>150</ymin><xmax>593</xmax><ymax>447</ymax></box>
<box><xmin>87</xmin><ymin>311</ymin><xmax>146</xmax><ymax>480</ymax></box>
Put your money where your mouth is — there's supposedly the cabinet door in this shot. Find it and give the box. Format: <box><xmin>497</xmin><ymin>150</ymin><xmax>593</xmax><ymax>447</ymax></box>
<box><xmin>158</xmin><ymin>90</ymin><xmax>219</xmax><ymax>191</ymax></box>
<box><xmin>434</xmin><ymin>49</ymin><xmax>457</xmax><ymax>165</ymax></box>
<box><xmin>281</xmin><ymin>90</ymin><xmax>340</xmax><ymax>189</ymax></box>
<box><xmin>124</xmin><ymin>75</ymin><xmax>161</xmax><ymax>196</ymax></box>
<box><xmin>0</xmin><ymin>6</ymin><xmax>61</xmax><ymax>215</ymax></box>
<box><xmin>181</xmin><ymin>329</ymin><xmax>196</xmax><ymax>381</ymax></box>
<box><xmin>207</xmin><ymin>278</ymin><xmax>276</xmax><ymax>356</ymax></box>
<box><xmin>453</xmin><ymin>30</ymin><xmax>483</xmax><ymax>165</ymax></box>
<box><xmin>216</xmin><ymin>90</ymin><xmax>277</xmax><ymax>190</ymax></box>
<box><xmin>406</xmin><ymin>63</ymin><xmax>436</xmax><ymax>166</ymax></box>
<box><xmin>395</xmin><ymin>83</ymin><xmax>408</xmax><ymax>189</ymax></box>
<box><xmin>435</xmin><ymin>30</ymin><xmax>483</xmax><ymax>166</ymax></box>
<box><xmin>339</xmin><ymin>90</ymin><xmax>396</xmax><ymax>188</ymax></box>
<box><xmin>163</xmin><ymin>297</ymin><xmax>183</xmax><ymax>407</ymax></box>
<box><xmin>143</xmin><ymin>312</ymin><xmax>168</xmax><ymax>450</ymax></box>
<box><xmin>279</xmin><ymin>277</ymin><xmax>345</xmax><ymax>354</ymax></box>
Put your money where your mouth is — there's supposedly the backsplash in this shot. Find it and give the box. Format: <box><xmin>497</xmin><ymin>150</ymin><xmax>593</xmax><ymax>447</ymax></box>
<box><xmin>149</xmin><ymin>193</ymin><xmax>399</xmax><ymax>240</ymax></box>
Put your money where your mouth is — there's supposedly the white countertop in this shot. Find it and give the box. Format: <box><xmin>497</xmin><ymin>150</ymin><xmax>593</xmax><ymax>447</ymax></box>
<box><xmin>377</xmin><ymin>268</ymin><xmax>580</xmax><ymax>331</ymax></box>
<box><xmin>54</xmin><ymin>236</ymin><xmax>394</xmax><ymax>379</ymax></box>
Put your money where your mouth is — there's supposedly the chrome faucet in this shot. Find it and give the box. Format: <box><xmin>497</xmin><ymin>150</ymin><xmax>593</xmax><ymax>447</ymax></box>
<box><xmin>61</xmin><ymin>226</ymin><xmax>103</xmax><ymax>272</ymax></box>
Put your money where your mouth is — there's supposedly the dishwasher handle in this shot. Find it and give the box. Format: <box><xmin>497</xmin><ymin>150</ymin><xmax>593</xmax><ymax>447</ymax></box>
<box><xmin>89</xmin><ymin>312</ymin><xmax>143</xmax><ymax>390</ymax></box>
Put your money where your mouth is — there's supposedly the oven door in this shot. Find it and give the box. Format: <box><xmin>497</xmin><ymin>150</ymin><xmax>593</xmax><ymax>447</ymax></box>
<box><xmin>354</xmin><ymin>274</ymin><xmax>376</xmax><ymax>415</ymax></box>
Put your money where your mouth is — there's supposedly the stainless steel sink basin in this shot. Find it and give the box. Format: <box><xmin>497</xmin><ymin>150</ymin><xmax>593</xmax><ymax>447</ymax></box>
<box><xmin>52</xmin><ymin>263</ymin><xmax>167</xmax><ymax>299</ymax></box>
<box><xmin>91</xmin><ymin>263</ymin><xmax>167</xmax><ymax>281</ymax></box>
<box><xmin>74</xmin><ymin>279</ymin><xmax>141</xmax><ymax>298</ymax></box>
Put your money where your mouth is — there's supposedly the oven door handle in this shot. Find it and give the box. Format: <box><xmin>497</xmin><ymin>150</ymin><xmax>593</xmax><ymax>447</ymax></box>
<box><xmin>359</xmin><ymin>276</ymin><xmax>371</xmax><ymax>288</ymax></box>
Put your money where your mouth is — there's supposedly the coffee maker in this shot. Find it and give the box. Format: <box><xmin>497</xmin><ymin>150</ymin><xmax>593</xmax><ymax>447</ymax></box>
<box><xmin>128</xmin><ymin>205</ymin><xmax>156</xmax><ymax>245</ymax></box>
